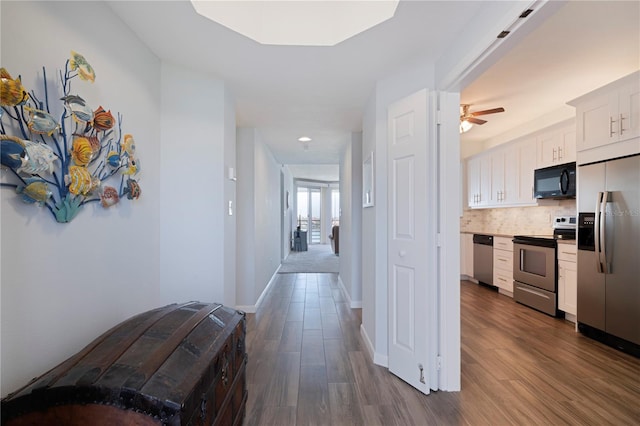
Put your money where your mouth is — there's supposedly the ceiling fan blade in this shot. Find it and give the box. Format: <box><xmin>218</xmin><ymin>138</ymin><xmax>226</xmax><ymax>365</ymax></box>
<box><xmin>470</xmin><ymin>107</ymin><xmax>505</xmax><ymax>117</ymax></box>
<box><xmin>466</xmin><ymin>117</ymin><xmax>487</xmax><ymax>125</ymax></box>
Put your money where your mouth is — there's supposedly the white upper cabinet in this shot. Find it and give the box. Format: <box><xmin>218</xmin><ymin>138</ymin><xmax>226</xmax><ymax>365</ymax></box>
<box><xmin>490</xmin><ymin>150</ymin><xmax>505</xmax><ymax>205</ymax></box>
<box><xmin>569</xmin><ymin>71</ymin><xmax>640</xmax><ymax>164</ymax></box>
<box><xmin>537</xmin><ymin>124</ymin><xmax>576</xmax><ymax>169</ymax></box>
<box><xmin>466</xmin><ymin>155</ymin><xmax>481</xmax><ymax>207</ymax></box>
<box><xmin>618</xmin><ymin>78</ymin><xmax>640</xmax><ymax>141</ymax></box>
<box><xmin>464</xmin><ymin>127</ymin><xmax>559</xmax><ymax>209</ymax></box>
<box><xmin>518</xmin><ymin>138</ymin><xmax>537</xmax><ymax>204</ymax></box>
<box><xmin>467</xmin><ymin>154</ymin><xmax>491</xmax><ymax>208</ymax></box>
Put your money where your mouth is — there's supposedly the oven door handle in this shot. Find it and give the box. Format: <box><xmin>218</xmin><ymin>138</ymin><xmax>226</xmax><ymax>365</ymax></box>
<box><xmin>516</xmin><ymin>285</ymin><xmax>550</xmax><ymax>300</ymax></box>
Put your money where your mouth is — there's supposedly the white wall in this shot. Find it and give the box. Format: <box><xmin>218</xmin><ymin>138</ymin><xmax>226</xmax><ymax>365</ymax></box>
<box><xmin>361</xmin><ymin>91</ymin><xmax>377</xmax><ymax>362</ymax></box>
<box><xmin>236</xmin><ymin>128</ymin><xmax>257</xmax><ymax>307</ymax></box>
<box><xmin>321</xmin><ymin>187</ymin><xmax>332</xmax><ymax>244</ymax></box>
<box><xmin>0</xmin><ymin>1</ymin><xmax>161</xmax><ymax>395</ymax></box>
<box><xmin>0</xmin><ymin>1</ymin><xmax>236</xmax><ymax>395</ymax></box>
<box><xmin>236</xmin><ymin>128</ymin><xmax>283</xmax><ymax>310</ymax></box>
<box><xmin>282</xmin><ymin>166</ymin><xmax>294</xmax><ymax>258</ymax></box>
<box><xmin>159</xmin><ymin>61</ymin><xmax>233</xmax><ymax>306</ymax></box>
<box><xmin>253</xmin><ymin>134</ymin><xmax>283</xmax><ymax>296</ymax></box>
<box><xmin>223</xmin><ymin>87</ymin><xmax>237</xmax><ymax>307</ymax></box>
<box><xmin>339</xmin><ymin>132</ymin><xmax>362</xmax><ymax>307</ymax></box>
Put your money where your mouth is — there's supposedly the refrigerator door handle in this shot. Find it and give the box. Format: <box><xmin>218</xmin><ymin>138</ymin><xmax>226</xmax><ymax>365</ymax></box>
<box><xmin>601</xmin><ymin>191</ymin><xmax>611</xmax><ymax>274</ymax></box>
<box><xmin>595</xmin><ymin>192</ymin><xmax>604</xmax><ymax>273</ymax></box>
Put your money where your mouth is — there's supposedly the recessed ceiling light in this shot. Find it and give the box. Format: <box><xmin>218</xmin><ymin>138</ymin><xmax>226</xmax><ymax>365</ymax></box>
<box><xmin>190</xmin><ymin>0</ymin><xmax>399</xmax><ymax>46</ymax></box>
<box><xmin>298</xmin><ymin>136</ymin><xmax>312</xmax><ymax>142</ymax></box>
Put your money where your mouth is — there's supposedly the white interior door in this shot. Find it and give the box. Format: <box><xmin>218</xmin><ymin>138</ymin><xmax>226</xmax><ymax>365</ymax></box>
<box><xmin>387</xmin><ymin>89</ymin><xmax>437</xmax><ymax>394</ymax></box>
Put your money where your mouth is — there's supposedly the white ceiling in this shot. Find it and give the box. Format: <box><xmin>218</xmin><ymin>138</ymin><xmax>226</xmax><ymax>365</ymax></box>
<box><xmin>108</xmin><ymin>1</ymin><xmax>639</xmax><ymax>180</ymax></box>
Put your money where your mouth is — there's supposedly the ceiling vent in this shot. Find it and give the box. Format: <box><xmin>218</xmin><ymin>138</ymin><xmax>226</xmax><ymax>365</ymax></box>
<box><xmin>519</xmin><ymin>9</ymin><xmax>534</xmax><ymax>18</ymax></box>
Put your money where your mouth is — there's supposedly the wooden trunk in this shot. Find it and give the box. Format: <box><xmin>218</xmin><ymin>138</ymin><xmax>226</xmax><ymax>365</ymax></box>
<box><xmin>1</xmin><ymin>302</ymin><xmax>247</xmax><ymax>426</ymax></box>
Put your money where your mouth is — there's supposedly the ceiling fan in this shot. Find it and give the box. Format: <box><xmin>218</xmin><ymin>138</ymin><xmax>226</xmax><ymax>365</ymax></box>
<box><xmin>460</xmin><ymin>104</ymin><xmax>505</xmax><ymax>133</ymax></box>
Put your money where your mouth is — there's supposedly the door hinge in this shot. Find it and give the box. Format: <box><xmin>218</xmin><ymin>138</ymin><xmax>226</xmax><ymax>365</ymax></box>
<box><xmin>436</xmin><ymin>355</ymin><xmax>442</xmax><ymax>371</ymax></box>
<box><xmin>436</xmin><ymin>109</ymin><xmax>442</xmax><ymax>125</ymax></box>
<box><xmin>436</xmin><ymin>233</ymin><xmax>442</xmax><ymax>247</ymax></box>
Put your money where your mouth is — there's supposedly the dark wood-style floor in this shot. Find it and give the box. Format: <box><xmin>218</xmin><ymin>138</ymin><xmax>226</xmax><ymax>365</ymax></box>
<box><xmin>244</xmin><ymin>274</ymin><xmax>640</xmax><ymax>425</ymax></box>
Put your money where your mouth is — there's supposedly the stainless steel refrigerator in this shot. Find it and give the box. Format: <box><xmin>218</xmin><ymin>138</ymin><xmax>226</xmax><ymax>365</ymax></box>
<box><xmin>577</xmin><ymin>154</ymin><xmax>640</xmax><ymax>356</ymax></box>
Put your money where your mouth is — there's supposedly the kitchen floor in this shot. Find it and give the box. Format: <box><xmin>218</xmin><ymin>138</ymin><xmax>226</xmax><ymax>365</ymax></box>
<box><xmin>244</xmin><ymin>274</ymin><xmax>640</xmax><ymax>425</ymax></box>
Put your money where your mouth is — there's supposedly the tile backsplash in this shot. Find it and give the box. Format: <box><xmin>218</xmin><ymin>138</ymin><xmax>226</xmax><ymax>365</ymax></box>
<box><xmin>460</xmin><ymin>200</ymin><xmax>576</xmax><ymax>236</ymax></box>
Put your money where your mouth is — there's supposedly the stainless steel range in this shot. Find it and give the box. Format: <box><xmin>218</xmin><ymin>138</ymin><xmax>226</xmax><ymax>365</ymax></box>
<box><xmin>512</xmin><ymin>216</ymin><xmax>576</xmax><ymax>316</ymax></box>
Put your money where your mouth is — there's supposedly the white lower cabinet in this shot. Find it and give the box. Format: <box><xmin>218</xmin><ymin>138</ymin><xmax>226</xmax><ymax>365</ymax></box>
<box><xmin>557</xmin><ymin>243</ymin><xmax>578</xmax><ymax>321</ymax></box>
<box><xmin>493</xmin><ymin>236</ymin><xmax>513</xmax><ymax>295</ymax></box>
<box><xmin>460</xmin><ymin>233</ymin><xmax>474</xmax><ymax>278</ymax></box>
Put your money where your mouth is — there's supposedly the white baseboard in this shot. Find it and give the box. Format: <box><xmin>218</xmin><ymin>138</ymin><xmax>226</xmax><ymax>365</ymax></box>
<box><xmin>235</xmin><ymin>266</ymin><xmax>281</xmax><ymax>314</ymax></box>
<box><xmin>338</xmin><ymin>276</ymin><xmax>362</xmax><ymax>308</ymax></box>
<box><xmin>360</xmin><ymin>324</ymin><xmax>388</xmax><ymax>368</ymax></box>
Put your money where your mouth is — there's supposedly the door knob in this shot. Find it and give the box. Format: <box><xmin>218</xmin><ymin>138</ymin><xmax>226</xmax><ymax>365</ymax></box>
<box><xmin>399</xmin><ymin>250</ymin><xmax>406</xmax><ymax>257</ymax></box>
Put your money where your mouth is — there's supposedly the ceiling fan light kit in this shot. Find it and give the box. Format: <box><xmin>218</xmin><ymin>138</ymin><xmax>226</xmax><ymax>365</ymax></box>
<box><xmin>460</xmin><ymin>120</ymin><xmax>473</xmax><ymax>133</ymax></box>
<box><xmin>459</xmin><ymin>104</ymin><xmax>505</xmax><ymax>133</ymax></box>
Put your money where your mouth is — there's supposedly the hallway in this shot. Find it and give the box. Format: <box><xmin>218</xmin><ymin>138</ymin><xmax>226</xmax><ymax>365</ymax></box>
<box><xmin>244</xmin><ymin>275</ymin><xmax>640</xmax><ymax>425</ymax></box>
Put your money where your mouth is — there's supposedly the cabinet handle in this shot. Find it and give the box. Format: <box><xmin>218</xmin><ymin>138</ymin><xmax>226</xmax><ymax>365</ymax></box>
<box><xmin>610</xmin><ymin>116</ymin><xmax>617</xmax><ymax>137</ymax></box>
<box><xmin>552</xmin><ymin>147</ymin><xmax>557</xmax><ymax>161</ymax></box>
<box><xmin>620</xmin><ymin>113</ymin><xmax>625</xmax><ymax>135</ymax></box>
<box><xmin>558</xmin><ymin>146</ymin><xmax>563</xmax><ymax>160</ymax></box>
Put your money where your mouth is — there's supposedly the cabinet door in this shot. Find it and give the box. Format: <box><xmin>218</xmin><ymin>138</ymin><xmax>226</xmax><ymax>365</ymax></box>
<box><xmin>460</xmin><ymin>233</ymin><xmax>474</xmax><ymax>277</ymax></box>
<box><xmin>467</xmin><ymin>155</ymin><xmax>491</xmax><ymax>208</ymax></box>
<box><xmin>490</xmin><ymin>151</ymin><xmax>505</xmax><ymax>205</ymax></box>
<box><xmin>559</xmin><ymin>126</ymin><xmax>576</xmax><ymax>164</ymax></box>
<box><xmin>558</xmin><ymin>259</ymin><xmax>577</xmax><ymax>315</ymax></box>
<box><xmin>478</xmin><ymin>155</ymin><xmax>491</xmax><ymax>207</ymax></box>
<box><xmin>538</xmin><ymin>129</ymin><xmax>561</xmax><ymax>168</ymax></box>
<box><xmin>518</xmin><ymin>138</ymin><xmax>537</xmax><ymax>204</ymax></box>
<box><xmin>467</xmin><ymin>157</ymin><xmax>481</xmax><ymax>207</ymax></box>
<box><xmin>503</xmin><ymin>145</ymin><xmax>518</xmax><ymax>204</ymax></box>
<box><xmin>575</xmin><ymin>91</ymin><xmax>618</xmax><ymax>152</ymax></box>
<box><xmin>618</xmin><ymin>80</ymin><xmax>640</xmax><ymax>141</ymax></box>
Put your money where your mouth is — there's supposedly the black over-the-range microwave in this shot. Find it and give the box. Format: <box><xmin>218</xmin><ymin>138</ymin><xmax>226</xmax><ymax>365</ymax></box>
<box><xmin>533</xmin><ymin>162</ymin><xmax>576</xmax><ymax>199</ymax></box>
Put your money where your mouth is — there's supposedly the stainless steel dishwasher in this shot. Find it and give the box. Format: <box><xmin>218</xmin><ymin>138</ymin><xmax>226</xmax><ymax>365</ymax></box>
<box><xmin>473</xmin><ymin>234</ymin><xmax>494</xmax><ymax>286</ymax></box>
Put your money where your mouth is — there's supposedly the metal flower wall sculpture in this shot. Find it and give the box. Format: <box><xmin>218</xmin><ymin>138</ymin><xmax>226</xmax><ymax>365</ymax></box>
<box><xmin>0</xmin><ymin>51</ymin><xmax>141</xmax><ymax>223</ymax></box>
